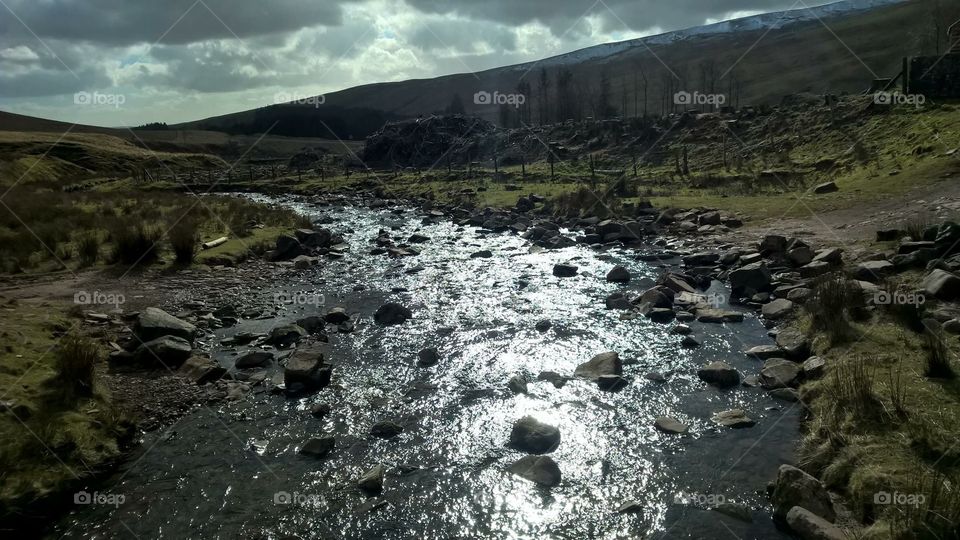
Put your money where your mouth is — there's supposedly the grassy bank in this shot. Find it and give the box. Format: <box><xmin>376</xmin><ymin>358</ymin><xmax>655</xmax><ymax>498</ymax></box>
<box><xmin>0</xmin><ymin>300</ymin><xmax>131</xmax><ymax>521</ymax></box>
<box><xmin>798</xmin><ymin>276</ymin><xmax>960</xmax><ymax>538</ymax></box>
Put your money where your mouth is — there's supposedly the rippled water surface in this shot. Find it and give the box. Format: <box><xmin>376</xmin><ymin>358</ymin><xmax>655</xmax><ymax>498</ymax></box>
<box><xmin>54</xmin><ymin>197</ymin><xmax>800</xmax><ymax>539</ymax></box>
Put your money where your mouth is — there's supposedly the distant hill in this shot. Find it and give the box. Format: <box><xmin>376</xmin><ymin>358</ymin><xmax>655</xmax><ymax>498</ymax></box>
<box><xmin>177</xmin><ymin>0</ymin><xmax>955</xmax><ymax>139</ymax></box>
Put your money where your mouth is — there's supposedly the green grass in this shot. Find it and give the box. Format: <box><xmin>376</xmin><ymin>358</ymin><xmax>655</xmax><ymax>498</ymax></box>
<box><xmin>799</xmin><ymin>314</ymin><xmax>960</xmax><ymax>538</ymax></box>
<box><xmin>0</xmin><ymin>301</ymin><xmax>130</xmax><ymax>516</ymax></box>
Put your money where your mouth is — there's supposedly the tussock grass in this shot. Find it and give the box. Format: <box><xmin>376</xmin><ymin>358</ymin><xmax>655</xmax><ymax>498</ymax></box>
<box><xmin>923</xmin><ymin>327</ymin><xmax>956</xmax><ymax>379</ymax></box>
<box><xmin>168</xmin><ymin>219</ymin><xmax>199</xmax><ymax>265</ymax></box>
<box><xmin>75</xmin><ymin>232</ymin><xmax>99</xmax><ymax>267</ymax></box>
<box><xmin>110</xmin><ymin>223</ymin><xmax>161</xmax><ymax>266</ymax></box>
<box><xmin>807</xmin><ymin>273</ymin><xmax>858</xmax><ymax>345</ymax></box>
<box><xmin>51</xmin><ymin>335</ymin><xmax>99</xmax><ymax>401</ymax></box>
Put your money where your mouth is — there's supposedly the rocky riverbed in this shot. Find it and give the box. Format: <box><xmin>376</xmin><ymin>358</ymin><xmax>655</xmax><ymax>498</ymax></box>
<box><xmin>51</xmin><ymin>195</ymin><xmax>804</xmax><ymax>539</ymax></box>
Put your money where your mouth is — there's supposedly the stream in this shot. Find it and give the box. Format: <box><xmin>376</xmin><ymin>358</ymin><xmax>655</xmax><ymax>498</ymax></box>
<box><xmin>52</xmin><ymin>196</ymin><xmax>800</xmax><ymax>539</ymax></box>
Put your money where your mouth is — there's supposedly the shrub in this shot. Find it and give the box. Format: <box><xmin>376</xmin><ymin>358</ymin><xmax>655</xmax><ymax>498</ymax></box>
<box><xmin>53</xmin><ymin>335</ymin><xmax>99</xmax><ymax>400</ymax></box>
<box><xmin>904</xmin><ymin>216</ymin><xmax>931</xmax><ymax>242</ymax></box>
<box><xmin>110</xmin><ymin>223</ymin><xmax>161</xmax><ymax>266</ymax></box>
<box><xmin>76</xmin><ymin>232</ymin><xmax>100</xmax><ymax>267</ymax></box>
<box><xmin>924</xmin><ymin>326</ymin><xmax>956</xmax><ymax>379</ymax></box>
<box><xmin>828</xmin><ymin>356</ymin><xmax>877</xmax><ymax>417</ymax></box>
<box><xmin>168</xmin><ymin>220</ymin><xmax>199</xmax><ymax>265</ymax></box>
<box><xmin>808</xmin><ymin>273</ymin><xmax>856</xmax><ymax>344</ymax></box>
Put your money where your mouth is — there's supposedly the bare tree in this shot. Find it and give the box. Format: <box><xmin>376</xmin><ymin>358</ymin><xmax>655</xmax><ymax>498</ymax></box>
<box><xmin>537</xmin><ymin>68</ymin><xmax>551</xmax><ymax>125</ymax></box>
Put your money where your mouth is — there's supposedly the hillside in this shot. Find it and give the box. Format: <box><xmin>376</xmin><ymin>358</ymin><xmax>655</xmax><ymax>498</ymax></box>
<box><xmin>178</xmin><ymin>0</ymin><xmax>955</xmax><ymax>139</ymax></box>
<box><xmin>0</xmin><ymin>111</ymin><xmax>362</xmax><ymax>161</ymax></box>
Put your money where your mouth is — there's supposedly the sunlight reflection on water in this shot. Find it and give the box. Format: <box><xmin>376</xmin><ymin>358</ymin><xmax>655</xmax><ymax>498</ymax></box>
<box><xmin>54</xmin><ymin>196</ymin><xmax>799</xmax><ymax>539</ymax></box>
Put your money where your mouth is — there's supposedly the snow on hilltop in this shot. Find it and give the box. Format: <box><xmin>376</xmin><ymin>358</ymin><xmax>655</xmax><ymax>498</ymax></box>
<box><xmin>511</xmin><ymin>0</ymin><xmax>905</xmax><ymax>70</ymax></box>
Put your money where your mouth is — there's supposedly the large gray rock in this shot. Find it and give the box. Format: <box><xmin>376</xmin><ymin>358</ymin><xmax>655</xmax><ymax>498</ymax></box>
<box><xmin>654</xmin><ymin>416</ymin><xmax>689</xmax><ymax>434</ymax></box>
<box><xmin>133</xmin><ymin>335</ymin><xmax>193</xmax><ymax>367</ymax></box>
<box><xmin>785</xmin><ymin>506</ymin><xmax>845</xmax><ymax>540</ymax></box>
<box><xmin>177</xmin><ymin>356</ymin><xmax>227</xmax><ymax>384</ymax></box>
<box><xmin>760</xmin><ymin>359</ymin><xmax>801</xmax><ymax>389</ymax></box>
<box><xmin>759</xmin><ymin>235</ymin><xmax>788</xmax><ymax>254</ymax></box>
<box><xmin>374</xmin><ymin>302</ymin><xmax>412</xmax><ymax>325</ymax></box>
<box><xmin>606</xmin><ymin>265</ymin><xmax>631</xmax><ymax>283</ymax></box>
<box><xmin>284</xmin><ymin>342</ymin><xmax>332</xmax><ymax>391</ymax></box>
<box><xmin>574</xmin><ymin>352</ymin><xmax>622</xmax><ymax>381</ymax></box>
<box><xmin>813</xmin><ymin>248</ymin><xmax>843</xmax><ymax>266</ymax></box>
<box><xmin>299</xmin><ymin>436</ymin><xmax>335</xmax><ymax>458</ymax></box>
<box><xmin>509</xmin><ymin>416</ymin><xmax>561</xmax><ymax>454</ymax></box>
<box><xmin>553</xmin><ymin>263</ymin><xmax>578</xmax><ymax>277</ymax></box>
<box><xmin>802</xmin><ymin>356</ymin><xmax>826</xmax><ymax>378</ymax></box>
<box><xmin>295</xmin><ymin>228</ymin><xmax>332</xmax><ymax>248</ymax></box>
<box><xmin>924</xmin><ymin>269</ymin><xmax>960</xmax><ymax>300</ymax></box>
<box><xmin>712</xmin><ymin>409</ymin><xmax>756</xmax><ymax>429</ymax></box>
<box><xmin>854</xmin><ymin>260</ymin><xmax>895</xmax><ymax>282</ymax></box>
<box><xmin>746</xmin><ymin>345</ymin><xmax>783</xmax><ymax>360</ymax></box>
<box><xmin>771</xmin><ymin>465</ymin><xmax>835</xmax><ymax>521</ymax></box>
<box><xmin>265</xmin><ymin>324</ymin><xmax>308</xmax><ymax>348</ymax></box>
<box><xmin>730</xmin><ymin>262</ymin><xmax>772</xmax><ymax>296</ymax></box>
<box><xmin>697</xmin><ymin>362</ymin><xmax>741</xmax><ymax>387</ymax></box>
<box><xmin>134</xmin><ymin>307</ymin><xmax>197</xmax><ymax>343</ymax></box>
<box><xmin>358</xmin><ymin>464</ymin><xmax>385</xmax><ymax>493</ymax></box>
<box><xmin>507</xmin><ymin>375</ymin><xmax>528</xmax><ymax>394</ymax></box>
<box><xmin>762</xmin><ymin>299</ymin><xmax>795</xmax><ymax>320</ymax></box>
<box><xmin>235</xmin><ymin>350</ymin><xmax>275</xmax><ymax>369</ymax></box>
<box><xmin>417</xmin><ymin>347</ymin><xmax>440</xmax><ymax>367</ymax></box>
<box><xmin>639</xmin><ymin>286</ymin><xmax>674</xmax><ymax>308</ymax></box>
<box><xmin>776</xmin><ymin>328</ymin><xmax>811</xmax><ymax>360</ymax></box>
<box><xmin>508</xmin><ymin>455</ymin><xmax>561</xmax><ymax>487</ymax></box>
<box><xmin>273</xmin><ymin>234</ymin><xmax>304</xmax><ymax>260</ymax></box>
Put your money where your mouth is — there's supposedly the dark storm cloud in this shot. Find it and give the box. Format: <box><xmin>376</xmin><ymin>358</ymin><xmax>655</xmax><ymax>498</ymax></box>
<box><xmin>0</xmin><ymin>0</ymin><xmax>356</xmax><ymax>46</ymax></box>
<box><xmin>402</xmin><ymin>0</ymin><xmax>813</xmax><ymax>35</ymax></box>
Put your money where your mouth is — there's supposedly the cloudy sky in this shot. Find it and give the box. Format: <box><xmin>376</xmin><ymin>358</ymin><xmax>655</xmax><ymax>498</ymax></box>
<box><xmin>0</xmin><ymin>0</ymin><xmax>839</xmax><ymax>126</ymax></box>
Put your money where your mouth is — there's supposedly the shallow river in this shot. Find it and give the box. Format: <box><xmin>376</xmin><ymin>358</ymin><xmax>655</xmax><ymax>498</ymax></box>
<box><xmin>53</xmin><ymin>197</ymin><xmax>800</xmax><ymax>539</ymax></box>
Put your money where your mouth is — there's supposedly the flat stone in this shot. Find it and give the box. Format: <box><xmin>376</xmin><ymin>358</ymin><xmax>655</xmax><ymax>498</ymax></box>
<box><xmin>299</xmin><ymin>436</ymin><xmax>335</xmax><ymax>458</ymax></box>
<box><xmin>508</xmin><ymin>455</ymin><xmax>561</xmax><ymax>487</ymax></box>
<box><xmin>654</xmin><ymin>416</ymin><xmax>689</xmax><ymax>434</ymax></box>
<box><xmin>697</xmin><ymin>361</ymin><xmax>741</xmax><ymax>388</ymax></box>
<box><xmin>712</xmin><ymin>409</ymin><xmax>757</xmax><ymax>428</ymax></box>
